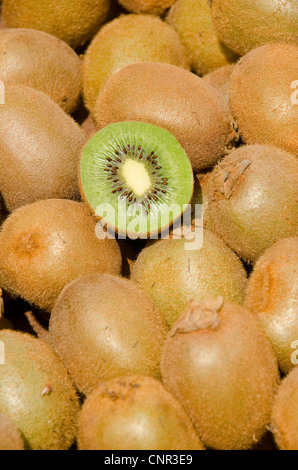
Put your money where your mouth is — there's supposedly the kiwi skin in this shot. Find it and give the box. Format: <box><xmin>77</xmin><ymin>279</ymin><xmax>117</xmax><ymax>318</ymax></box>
<box><xmin>208</xmin><ymin>145</ymin><xmax>298</xmax><ymax>263</ymax></box>
<box><xmin>203</xmin><ymin>64</ymin><xmax>235</xmax><ymax>103</ymax></box>
<box><xmin>166</xmin><ymin>0</ymin><xmax>237</xmax><ymax>76</ymax></box>
<box><xmin>0</xmin><ymin>199</ymin><xmax>122</xmax><ymax>312</ymax></box>
<box><xmin>83</xmin><ymin>14</ymin><xmax>190</xmax><ymax>114</ymax></box>
<box><xmin>0</xmin><ymin>28</ymin><xmax>81</xmax><ymax>114</ymax></box>
<box><xmin>0</xmin><ymin>85</ymin><xmax>86</xmax><ymax>212</ymax></box>
<box><xmin>94</xmin><ymin>62</ymin><xmax>236</xmax><ymax>171</ymax></box>
<box><xmin>271</xmin><ymin>367</ymin><xmax>298</xmax><ymax>450</ymax></box>
<box><xmin>119</xmin><ymin>0</ymin><xmax>176</xmax><ymax>16</ymax></box>
<box><xmin>0</xmin><ymin>414</ymin><xmax>24</xmax><ymax>450</ymax></box>
<box><xmin>245</xmin><ymin>238</ymin><xmax>298</xmax><ymax>375</ymax></box>
<box><xmin>229</xmin><ymin>44</ymin><xmax>298</xmax><ymax>155</ymax></box>
<box><xmin>49</xmin><ymin>274</ymin><xmax>168</xmax><ymax>396</ymax></box>
<box><xmin>0</xmin><ymin>330</ymin><xmax>80</xmax><ymax>450</ymax></box>
<box><xmin>2</xmin><ymin>0</ymin><xmax>110</xmax><ymax>49</ymax></box>
<box><xmin>78</xmin><ymin>375</ymin><xmax>205</xmax><ymax>450</ymax></box>
<box><xmin>161</xmin><ymin>297</ymin><xmax>280</xmax><ymax>450</ymax></box>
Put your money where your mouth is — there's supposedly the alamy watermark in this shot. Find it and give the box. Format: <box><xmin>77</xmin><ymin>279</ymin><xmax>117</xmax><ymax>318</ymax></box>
<box><xmin>291</xmin><ymin>80</ymin><xmax>298</xmax><ymax>105</ymax></box>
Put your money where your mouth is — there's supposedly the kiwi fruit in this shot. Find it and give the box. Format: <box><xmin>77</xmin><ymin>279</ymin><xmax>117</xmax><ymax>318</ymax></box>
<box><xmin>2</xmin><ymin>0</ymin><xmax>110</xmax><ymax>48</ymax></box>
<box><xmin>229</xmin><ymin>44</ymin><xmax>298</xmax><ymax>155</ymax></box>
<box><xmin>209</xmin><ymin>0</ymin><xmax>298</xmax><ymax>56</ymax></box>
<box><xmin>0</xmin><ymin>28</ymin><xmax>81</xmax><ymax>113</ymax></box>
<box><xmin>0</xmin><ymin>414</ymin><xmax>24</xmax><ymax>450</ymax></box>
<box><xmin>79</xmin><ymin>121</ymin><xmax>194</xmax><ymax>238</ymax></box>
<box><xmin>78</xmin><ymin>375</ymin><xmax>204</xmax><ymax>450</ymax></box>
<box><xmin>49</xmin><ymin>274</ymin><xmax>168</xmax><ymax>396</ymax></box>
<box><xmin>191</xmin><ymin>173</ymin><xmax>212</xmax><ymax>229</ymax></box>
<box><xmin>271</xmin><ymin>367</ymin><xmax>298</xmax><ymax>450</ymax></box>
<box><xmin>203</xmin><ymin>64</ymin><xmax>235</xmax><ymax>103</ymax></box>
<box><xmin>131</xmin><ymin>230</ymin><xmax>247</xmax><ymax>327</ymax></box>
<box><xmin>94</xmin><ymin>62</ymin><xmax>237</xmax><ymax>171</ymax></box>
<box><xmin>0</xmin><ymin>199</ymin><xmax>122</xmax><ymax>312</ymax></box>
<box><xmin>166</xmin><ymin>0</ymin><xmax>237</xmax><ymax>76</ymax></box>
<box><xmin>82</xmin><ymin>14</ymin><xmax>190</xmax><ymax>114</ymax></box>
<box><xmin>81</xmin><ymin>114</ymin><xmax>98</xmax><ymax>140</ymax></box>
<box><xmin>118</xmin><ymin>240</ymin><xmax>138</xmax><ymax>278</ymax></box>
<box><xmin>208</xmin><ymin>145</ymin><xmax>298</xmax><ymax>263</ymax></box>
<box><xmin>0</xmin><ymin>85</ymin><xmax>86</xmax><ymax>212</ymax></box>
<box><xmin>161</xmin><ymin>297</ymin><xmax>279</xmax><ymax>449</ymax></box>
<box><xmin>0</xmin><ymin>330</ymin><xmax>80</xmax><ymax>450</ymax></box>
<box><xmin>245</xmin><ymin>237</ymin><xmax>298</xmax><ymax>375</ymax></box>
<box><xmin>119</xmin><ymin>0</ymin><xmax>175</xmax><ymax>15</ymax></box>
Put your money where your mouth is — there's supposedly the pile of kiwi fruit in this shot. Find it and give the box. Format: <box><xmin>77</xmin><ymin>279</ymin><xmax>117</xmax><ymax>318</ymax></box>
<box><xmin>0</xmin><ymin>0</ymin><xmax>297</xmax><ymax>452</ymax></box>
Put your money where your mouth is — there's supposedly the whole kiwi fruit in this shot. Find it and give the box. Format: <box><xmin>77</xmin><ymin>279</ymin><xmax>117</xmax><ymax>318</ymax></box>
<box><xmin>94</xmin><ymin>62</ymin><xmax>236</xmax><ymax>171</ymax></box>
<box><xmin>83</xmin><ymin>14</ymin><xmax>190</xmax><ymax>114</ymax></box>
<box><xmin>78</xmin><ymin>375</ymin><xmax>205</xmax><ymax>450</ymax></box>
<box><xmin>161</xmin><ymin>297</ymin><xmax>280</xmax><ymax>450</ymax></box>
<box><xmin>203</xmin><ymin>64</ymin><xmax>235</xmax><ymax>103</ymax></box>
<box><xmin>166</xmin><ymin>0</ymin><xmax>236</xmax><ymax>76</ymax></box>
<box><xmin>0</xmin><ymin>85</ymin><xmax>86</xmax><ymax>212</ymax></box>
<box><xmin>245</xmin><ymin>237</ymin><xmax>298</xmax><ymax>375</ymax></box>
<box><xmin>119</xmin><ymin>0</ymin><xmax>176</xmax><ymax>15</ymax></box>
<box><xmin>209</xmin><ymin>0</ymin><xmax>298</xmax><ymax>56</ymax></box>
<box><xmin>2</xmin><ymin>0</ymin><xmax>110</xmax><ymax>48</ymax></box>
<box><xmin>0</xmin><ymin>414</ymin><xmax>24</xmax><ymax>450</ymax></box>
<box><xmin>229</xmin><ymin>44</ymin><xmax>298</xmax><ymax>155</ymax></box>
<box><xmin>0</xmin><ymin>199</ymin><xmax>122</xmax><ymax>312</ymax></box>
<box><xmin>208</xmin><ymin>145</ymin><xmax>298</xmax><ymax>263</ymax></box>
<box><xmin>49</xmin><ymin>274</ymin><xmax>168</xmax><ymax>395</ymax></box>
<box><xmin>0</xmin><ymin>330</ymin><xmax>80</xmax><ymax>450</ymax></box>
<box><xmin>271</xmin><ymin>367</ymin><xmax>298</xmax><ymax>450</ymax></box>
<box><xmin>0</xmin><ymin>28</ymin><xmax>81</xmax><ymax>113</ymax></box>
<box><xmin>131</xmin><ymin>230</ymin><xmax>247</xmax><ymax>327</ymax></box>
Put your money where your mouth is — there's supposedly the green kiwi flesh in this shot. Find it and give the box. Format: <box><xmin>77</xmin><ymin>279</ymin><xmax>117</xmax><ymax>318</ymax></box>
<box><xmin>0</xmin><ymin>413</ymin><xmax>24</xmax><ymax>450</ymax></box>
<box><xmin>80</xmin><ymin>121</ymin><xmax>194</xmax><ymax>238</ymax></box>
<box><xmin>78</xmin><ymin>375</ymin><xmax>204</xmax><ymax>450</ymax></box>
<box><xmin>161</xmin><ymin>297</ymin><xmax>280</xmax><ymax>450</ymax></box>
<box><xmin>49</xmin><ymin>274</ymin><xmax>168</xmax><ymax>396</ymax></box>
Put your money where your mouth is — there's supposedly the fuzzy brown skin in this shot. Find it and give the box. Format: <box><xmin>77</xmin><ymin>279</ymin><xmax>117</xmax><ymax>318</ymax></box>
<box><xmin>229</xmin><ymin>44</ymin><xmax>298</xmax><ymax>155</ymax></box>
<box><xmin>208</xmin><ymin>145</ymin><xmax>298</xmax><ymax>263</ymax></box>
<box><xmin>131</xmin><ymin>231</ymin><xmax>247</xmax><ymax>327</ymax></box>
<box><xmin>0</xmin><ymin>28</ymin><xmax>81</xmax><ymax>113</ymax></box>
<box><xmin>81</xmin><ymin>114</ymin><xmax>98</xmax><ymax>140</ymax></box>
<box><xmin>161</xmin><ymin>298</ymin><xmax>279</xmax><ymax>450</ymax></box>
<box><xmin>78</xmin><ymin>375</ymin><xmax>205</xmax><ymax>450</ymax></box>
<box><xmin>94</xmin><ymin>62</ymin><xmax>236</xmax><ymax>171</ymax></box>
<box><xmin>83</xmin><ymin>14</ymin><xmax>190</xmax><ymax>114</ymax></box>
<box><xmin>0</xmin><ymin>199</ymin><xmax>122</xmax><ymax>312</ymax></box>
<box><xmin>191</xmin><ymin>172</ymin><xmax>212</xmax><ymax>230</ymax></box>
<box><xmin>166</xmin><ymin>0</ymin><xmax>236</xmax><ymax>76</ymax></box>
<box><xmin>0</xmin><ymin>86</ymin><xmax>86</xmax><ymax>212</ymax></box>
<box><xmin>49</xmin><ymin>274</ymin><xmax>168</xmax><ymax>396</ymax></box>
<box><xmin>272</xmin><ymin>367</ymin><xmax>298</xmax><ymax>450</ymax></box>
<box><xmin>245</xmin><ymin>238</ymin><xmax>298</xmax><ymax>375</ymax></box>
<box><xmin>0</xmin><ymin>414</ymin><xmax>24</xmax><ymax>450</ymax></box>
<box><xmin>203</xmin><ymin>64</ymin><xmax>235</xmax><ymax>103</ymax></box>
<box><xmin>2</xmin><ymin>0</ymin><xmax>110</xmax><ymax>48</ymax></box>
<box><xmin>119</xmin><ymin>0</ymin><xmax>175</xmax><ymax>15</ymax></box>
<box><xmin>209</xmin><ymin>0</ymin><xmax>298</xmax><ymax>56</ymax></box>
<box><xmin>0</xmin><ymin>331</ymin><xmax>80</xmax><ymax>450</ymax></box>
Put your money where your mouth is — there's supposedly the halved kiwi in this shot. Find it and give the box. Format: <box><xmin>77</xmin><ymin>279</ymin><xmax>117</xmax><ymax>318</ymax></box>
<box><xmin>80</xmin><ymin>121</ymin><xmax>194</xmax><ymax>239</ymax></box>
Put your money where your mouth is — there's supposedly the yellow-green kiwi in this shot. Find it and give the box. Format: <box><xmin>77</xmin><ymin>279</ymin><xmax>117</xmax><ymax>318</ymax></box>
<box><xmin>2</xmin><ymin>0</ymin><xmax>110</xmax><ymax>48</ymax></box>
<box><xmin>203</xmin><ymin>64</ymin><xmax>235</xmax><ymax>103</ymax></box>
<box><xmin>131</xmin><ymin>230</ymin><xmax>247</xmax><ymax>327</ymax></box>
<box><xmin>0</xmin><ymin>199</ymin><xmax>122</xmax><ymax>312</ymax></box>
<box><xmin>166</xmin><ymin>0</ymin><xmax>237</xmax><ymax>76</ymax></box>
<box><xmin>161</xmin><ymin>297</ymin><xmax>279</xmax><ymax>450</ymax></box>
<box><xmin>271</xmin><ymin>367</ymin><xmax>298</xmax><ymax>450</ymax></box>
<box><xmin>245</xmin><ymin>237</ymin><xmax>298</xmax><ymax>375</ymax></box>
<box><xmin>82</xmin><ymin>14</ymin><xmax>190</xmax><ymax>114</ymax></box>
<box><xmin>209</xmin><ymin>0</ymin><xmax>298</xmax><ymax>56</ymax></box>
<box><xmin>207</xmin><ymin>145</ymin><xmax>298</xmax><ymax>263</ymax></box>
<box><xmin>0</xmin><ymin>85</ymin><xmax>86</xmax><ymax>212</ymax></box>
<box><xmin>94</xmin><ymin>62</ymin><xmax>236</xmax><ymax>171</ymax></box>
<box><xmin>49</xmin><ymin>274</ymin><xmax>167</xmax><ymax>396</ymax></box>
<box><xmin>78</xmin><ymin>375</ymin><xmax>205</xmax><ymax>450</ymax></box>
<box><xmin>229</xmin><ymin>44</ymin><xmax>298</xmax><ymax>155</ymax></box>
<box><xmin>0</xmin><ymin>28</ymin><xmax>81</xmax><ymax>113</ymax></box>
<box><xmin>0</xmin><ymin>330</ymin><xmax>80</xmax><ymax>450</ymax></box>
<box><xmin>119</xmin><ymin>0</ymin><xmax>176</xmax><ymax>15</ymax></box>
<box><xmin>0</xmin><ymin>414</ymin><xmax>24</xmax><ymax>450</ymax></box>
